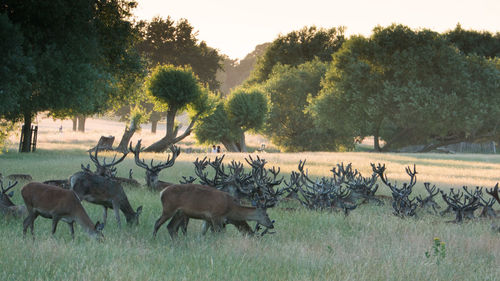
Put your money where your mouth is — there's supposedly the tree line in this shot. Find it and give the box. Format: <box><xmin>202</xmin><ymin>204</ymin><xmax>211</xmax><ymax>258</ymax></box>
<box><xmin>1</xmin><ymin>1</ymin><xmax>499</xmax><ymax>153</ymax></box>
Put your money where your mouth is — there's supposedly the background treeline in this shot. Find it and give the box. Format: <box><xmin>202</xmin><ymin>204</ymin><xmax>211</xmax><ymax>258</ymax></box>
<box><xmin>1</xmin><ymin>0</ymin><xmax>499</xmax><ymax>153</ymax></box>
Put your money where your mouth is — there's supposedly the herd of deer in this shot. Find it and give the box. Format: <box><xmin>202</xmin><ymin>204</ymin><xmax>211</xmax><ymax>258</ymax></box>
<box><xmin>1</xmin><ymin>140</ymin><xmax>500</xmax><ymax>242</ymax></box>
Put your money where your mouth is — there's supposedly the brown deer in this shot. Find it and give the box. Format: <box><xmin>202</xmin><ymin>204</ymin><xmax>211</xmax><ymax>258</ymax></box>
<box><xmin>21</xmin><ymin>182</ymin><xmax>104</xmax><ymax>240</ymax></box>
<box><xmin>152</xmin><ymin>184</ymin><xmax>274</xmax><ymax>239</ymax></box>
<box><xmin>129</xmin><ymin>140</ymin><xmax>180</xmax><ymax>191</ymax></box>
<box><xmin>486</xmin><ymin>184</ymin><xmax>500</xmax><ymax>204</ymax></box>
<box><xmin>70</xmin><ymin>169</ymin><xmax>142</xmax><ymax>228</ymax></box>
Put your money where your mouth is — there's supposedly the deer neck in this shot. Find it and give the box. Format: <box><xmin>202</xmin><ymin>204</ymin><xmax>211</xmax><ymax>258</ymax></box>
<box><xmin>74</xmin><ymin>209</ymin><xmax>98</xmax><ymax>236</ymax></box>
<box><xmin>227</xmin><ymin>206</ymin><xmax>260</xmax><ymax>222</ymax></box>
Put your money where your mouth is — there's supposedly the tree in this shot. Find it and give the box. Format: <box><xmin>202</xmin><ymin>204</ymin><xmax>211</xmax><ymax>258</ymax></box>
<box><xmin>1</xmin><ymin>0</ymin><xmax>143</xmax><ymax>151</ymax></box>
<box><xmin>248</xmin><ymin>26</ymin><xmax>345</xmax><ymax>84</ymax></box>
<box><xmin>261</xmin><ymin>59</ymin><xmax>348</xmax><ymax>151</ymax></box>
<box><xmin>309</xmin><ymin>24</ymin><xmax>500</xmax><ymax>152</ymax></box>
<box><xmin>144</xmin><ymin>65</ymin><xmax>213</xmax><ymax>152</ymax></box>
<box><xmin>218</xmin><ymin>43</ymin><xmax>271</xmax><ymax>96</ymax></box>
<box><xmin>195</xmin><ymin>88</ymin><xmax>268</xmax><ymax>152</ymax></box>
<box><xmin>136</xmin><ymin>16</ymin><xmax>223</xmax><ymax>91</ymax></box>
<box><xmin>444</xmin><ymin>24</ymin><xmax>500</xmax><ymax>58</ymax></box>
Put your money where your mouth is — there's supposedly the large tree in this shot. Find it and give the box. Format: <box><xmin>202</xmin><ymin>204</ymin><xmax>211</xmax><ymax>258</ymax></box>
<box><xmin>262</xmin><ymin>59</ymin><xmax>348</xmax><ymax>151</ymax></box>
<box><xmin>309</xmin><ymin>24</ymin><xmax>500</xmax><ymax>152</ymax></box>
<box><xmin>444</xmin><ymin>24</ymin><xmax>500</xmax><ymax>58</ymax></box>
<box><xmin>195</xmin><ymin>88</ymin><xmax>268</xmax><ymax>152</ymax></box>
<box><xmin>1</xmin><ymin>0</ymin><xmax>142</xmax><ymax>151</ymax></box>
<box><xmin>136</xmin><ymin>16</ymin><xmax>223</xmax><ymax>91</ymax></box>
<box><xmin>248</xmin><ymin>26</ymin><xmax>345</xmax><ymax>84</ymax></box>
<box><xmin>144</xmin><ymin>65</ymin><xmax>214</xmax><ymax>152</ymax></box>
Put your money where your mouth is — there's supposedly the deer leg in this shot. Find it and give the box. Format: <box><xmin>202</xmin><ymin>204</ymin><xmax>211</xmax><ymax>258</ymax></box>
<box><xmin>210</xmin><ymin>218</ymin><xmax>224</xmax><ymax>233</ymax></box>
<box><xmin>112</xmin><ymin>201</ymin><xmax>121</xmax><ymax>228</ymax></box>
<box><xmin>51</xmin><ymin>217</ymin><xmax>61</xmax><ymax>236</ymax></box>
<box><xmin>153</xmin><ymin>210</ymin><xmax>175</xmax><ymax>238</ymax></box>
<box><xmin>23</xmin><ymin>212</ymin><xmax>35</xmax><ymax>237</ymax></box>
<box><xmin>102</xmin><ymin>206</ymin><xmax>108</xmax><ymax>227</ymax></box>
<box><xmin>201</xmin><ymin>221</ymin><xmax>211</xmax><ymax>235</ymax></box>
<box><xmin>167</xmin><ymin>211</ymin><xmax>188</xmax><ymax>237</ymax></box>
<box><xmin>68</xmin><ymin>222</ymin><xmax>75</xmax><ymax>240</ymax></box>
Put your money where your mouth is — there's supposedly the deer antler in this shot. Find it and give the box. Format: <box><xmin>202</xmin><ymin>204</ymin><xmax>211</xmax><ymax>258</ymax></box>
<box><xmin>486</xmin><ymin>183</ymin><xmax>500</xmax><ymax>204</ymax></box>
<box><xmin>89</xmin><ymin>146</ymin><xmax>128</xmax><ymax>177</ymax></box>
<box><xmin>1</xmin><ymin>179</ymin><xmax>17</xmax><ymax>196</ymax></box>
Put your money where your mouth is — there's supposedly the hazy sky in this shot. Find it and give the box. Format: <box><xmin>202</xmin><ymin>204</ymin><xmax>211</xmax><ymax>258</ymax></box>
<box><xmin>134</xmin><ymin>0</ymin><xmax>500</xmax><ymax>60</ymax></box>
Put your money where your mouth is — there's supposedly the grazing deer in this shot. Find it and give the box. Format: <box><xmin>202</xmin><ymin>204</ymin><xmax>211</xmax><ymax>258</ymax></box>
<box><xmin>129</xmin><ymin>140</ymin><xmax>180</xmax><ymax>191</ymax></box>
<box><xmin>70</xmin><ymin>169</ymin><xmax>142</xmax><ymax>228</ymax></box>
<box><xmin>153</xmin><ymin>184</ymin><xmax>274</xmax><ymax>239</ymax></box>
<box><xmin>0</xmin><ymin>180</ymin><xmax>27</xmax><ymax>218</ymax></box>
<box><xmin>21</xmin><ymin>182</ymin><xmax>104</xmax><ymax>240</ymax></box>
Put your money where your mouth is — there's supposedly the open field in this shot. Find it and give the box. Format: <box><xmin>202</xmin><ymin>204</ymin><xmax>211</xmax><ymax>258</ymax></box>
<box><xmin>1</xmin><ymin>118</ymin><xmax>500</xmax><ymax>280</ymax></box>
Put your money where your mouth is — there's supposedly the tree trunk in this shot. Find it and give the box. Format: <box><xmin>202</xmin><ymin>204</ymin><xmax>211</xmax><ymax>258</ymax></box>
<box><xmin>151</xmin><ymin>120</ymin><xmax>158</xmax><ymax>134</ymax></box>
<box><xmin>144</xmin><ymin>112</ymin><xmax>200</xmax><ymax>152</ymax></box>
<box><xmin>221</xmin><ymin>140</ymin><xmax>240</xmax><ymax>152</ymax></box>
<box><xmin>72</xmin><ymin>116</ymin><xmax>78</xmax><ymax>131</ymax></box>
<box><xmin>20</xmin><ymin>111</ymin><xmax>32</xmax><ymax>153</ymax></box>
<box><xmin>239</xmin><ymin>131</ymin><xmax>247</xmax><ymax>152</ymax></box>
<box><xmin>77</xmin><ymin>115</ymin><xmax>86</xmax><ymax>132</ymax></box>
<box><xmin>116</xmin><ymin>119</ymin><xmax>137</xmax><ymax>152</ymax></box>
<box><xmin>374</xmin><ymin>133</ymin><xmax>381</xmax><ymax>152</ymax></box>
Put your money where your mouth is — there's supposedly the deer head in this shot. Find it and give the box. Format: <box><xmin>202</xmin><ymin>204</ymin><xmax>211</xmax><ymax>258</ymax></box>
<box><xmin>129</xmin><ymin>140</ymin><xmax>180</xmax><ymax>189</ymax></box>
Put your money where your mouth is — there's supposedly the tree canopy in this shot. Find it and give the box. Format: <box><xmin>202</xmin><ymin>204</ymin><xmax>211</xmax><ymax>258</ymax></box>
<box><xmin>136</xmin><ymin>16</ymin><xmax>223</xmax><ymax>91</ymax></box>
<box><xmin>195</xmin><ymin>88</ymin><xmax>268</xmax><ymax>152</ymax></box>
<box><xmin>309</xmin><ymin>24</ymin><xmax>500</xmax><ymax>152</ymax></box>
<box><xmin>144</xmin><ymin>64</ymin><xmax>214</xmax><ymax>152</ymax></box>
<box><xmin>248</xmin><ymin>26</ymin><xmax>345</xmax><ymax>84</ymax></box>
<box><xmin>1</xmin><ymin>0</ymin><xmax>143</xmax><ymax>151</ymax></box>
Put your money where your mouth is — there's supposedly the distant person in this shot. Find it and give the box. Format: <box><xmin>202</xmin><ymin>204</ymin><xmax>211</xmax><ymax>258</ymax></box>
<box><xmin>211</xmin><ymin>145</ymin><xmax>217</xmax><ymax>153</ymax></box>
<box><xmin>216</xmin><ymin>145</ymin><xmax>221</xmax><ymax>153</ymax></box>
<box><xmin>59</xmin><ymin>125</ymin><xmax>63</xmax><ymax>133</ymax></box>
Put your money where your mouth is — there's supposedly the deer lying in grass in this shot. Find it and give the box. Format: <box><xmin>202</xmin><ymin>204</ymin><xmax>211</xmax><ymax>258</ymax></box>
<box><xmin>21</xmin><ymin>182</ymin><xmax>104</xmax><ymax>240</ymax></box>
<box><xmin>153</xmin><ymin>184</ymin><xmax>274</xmax><ymax>239</ymax></box>
<box><xmin>0</xmin><ymin>180</ymin><xmax>26</xmax><ymax>218</ymax></box>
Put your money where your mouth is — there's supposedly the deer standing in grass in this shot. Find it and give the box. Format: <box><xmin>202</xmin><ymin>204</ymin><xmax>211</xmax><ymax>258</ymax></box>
<box><xmin>153</xmin><ymin>184</ymin><xmax>274</xmax><ymax>239</ymax></box>
<box><xmin>70</xmin><ymin>149</ymin><xmax>142</xmax><ymax>228</ymax></box>
<box><xmin>21</xmin><ymin>182</ymin><xmax>104</xmax><ymax>240</ymax></box>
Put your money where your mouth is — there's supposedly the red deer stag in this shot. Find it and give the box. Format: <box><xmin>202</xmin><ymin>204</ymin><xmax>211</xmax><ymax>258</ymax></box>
<box><xmin>153</xmin><ymin>184</ymin><xmax>274</xmax><ymax>239</ymax></box>
<box><xmin>21</xmin><ymin>182</ymin><xmax>104</xmax><ymax>240</ymax></box>
<box><xmin>129</xmin><ymin>140</ymin><xmax>180</xmax><ymax>191</ymax></box>
<box><xmin>70</xmin><ymin>163</ymin><xmax>142</xmax><ymax>228</ymax></box>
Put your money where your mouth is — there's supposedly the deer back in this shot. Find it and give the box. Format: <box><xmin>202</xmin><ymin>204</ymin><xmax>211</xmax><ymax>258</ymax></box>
<box><xmin>70</xmin><ymin>171</ymin><xmax>141</xmax><ymax>224</ymax></box>
<box><xmin>160</xmin><ymin>184</ymin><xmax>274</xmax><ymax>228</ymax></box>
<box><xmin>21</xmin><ymin>182</ymin><xmax>100</xmax><ymax>234</ymax></box>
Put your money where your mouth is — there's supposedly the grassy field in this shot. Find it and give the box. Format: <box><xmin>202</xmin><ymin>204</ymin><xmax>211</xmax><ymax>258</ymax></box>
<box><xmin>0</xmin><ymin>118</ymin><xmax>499</xmax><ymax>280</ymax></box>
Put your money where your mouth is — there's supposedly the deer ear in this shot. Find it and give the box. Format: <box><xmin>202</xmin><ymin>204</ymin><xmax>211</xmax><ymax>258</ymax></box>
<box><xmin>7</xmin><ymin>191</ymin><xmax>14</xmax><ymax>198</ymax></box>
<box><xmin>95</xmin><ymin>221</ymin><xmax>105</xmax><ymax>231</ymax></box>
<box><xmin>136</xmin><ymin>206</ymin><xmax>143</xmax><ymax>214</ymax></box>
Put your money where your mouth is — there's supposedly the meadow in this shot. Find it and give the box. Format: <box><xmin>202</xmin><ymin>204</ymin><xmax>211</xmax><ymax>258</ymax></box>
<box><xmin>0</xmin><ymin>117</ymin><xmax>499</xmax><ymax>281</ymax></box>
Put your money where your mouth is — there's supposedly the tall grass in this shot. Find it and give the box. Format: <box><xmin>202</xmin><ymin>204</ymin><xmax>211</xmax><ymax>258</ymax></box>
<box><xmin>1</xmin><ymin>118</ymin><xmax>499</xmax><ymax>280</ymax></box>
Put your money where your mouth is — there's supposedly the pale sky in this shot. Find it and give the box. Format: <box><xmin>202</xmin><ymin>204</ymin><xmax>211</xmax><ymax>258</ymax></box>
<box><xmin>134</xmin><ymin>0</ymin><xmax>500</xmax><ymax>60</ymax></box>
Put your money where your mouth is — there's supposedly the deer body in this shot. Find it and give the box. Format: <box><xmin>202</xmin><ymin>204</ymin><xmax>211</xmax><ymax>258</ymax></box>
<box><xmin>21</xmin><ymin>182</ymin><xmax>103</xmax><ymax>239</ymax></box>
<box><xmin>153</xmin><ymin>184</ymin><xmax>274</xmax><ymax>239</ymax></box>
<box><xmin>70</xmin><ymin>171</ymin><xmax>142</xmax><ymax>228</ymax></box>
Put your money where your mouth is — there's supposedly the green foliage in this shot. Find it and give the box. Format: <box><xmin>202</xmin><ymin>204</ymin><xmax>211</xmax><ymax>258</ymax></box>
<box><xmin>0</xmin><ymin>14</ymin><xmax>33</xmax><ymax>119</ymax></box>
<box><xmin>248</xmin><ymin>26</ymin><xmax>345</xmax><ymax>84</ymax></box>
<box><xmin>225</xmin><ymin>88</ymin><xmax>268</xmax><ymax>132</ymax></box>
<box><xmin>194</xmin><ymin>88</ymin><xmax>268</xmax><ymax>151</ymax></box>
<box><xmin>444</xmin><ymin>24</ymin><xmax>500</xmax><ymax>58</ymax></box>
<box><xmin>137</xmin><ymin>16</ymin><xmax>223</xmax><ymax>91</ymax></box>
<box><xmin>309</xmin><ymin>24</ymin><xmax>500</xmax><ymax>151</ymax></box>
<box><xmin>1</xmin><ymin>0</ymin><xmax>144</xmax><ymax>123</ymax></box>
<box><xmin>194</xmin><ymin>102</ymin><xmax>240</xmax><ymax>145</ymax></box>
<box><xmin>261</xmin><ymin>59</ymin><xmax>350</xmax><ymax>151</ymax></box>
<box><xmin>425</xmin><ymin>237</ymin><xmax>446</xmax><ymax>265</ymax></box>
<box><xmin>146</xmin><ymin>65</ymin><xmax>203</xmax><ymax>112</ymax></box>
